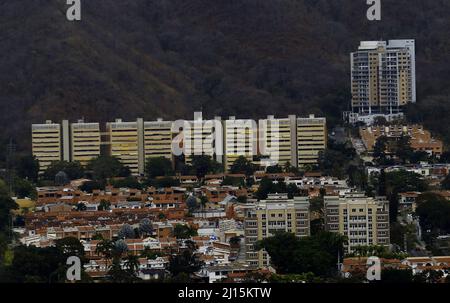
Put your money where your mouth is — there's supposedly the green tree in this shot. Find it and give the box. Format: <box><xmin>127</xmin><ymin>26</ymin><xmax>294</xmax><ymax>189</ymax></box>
<box><xmin>347</xmin><ymin>165</ymin><xmax>368</xmax><ymax>190</ymax></box>
<box><xmin>14</xmin><ymin>177</ymin><xmax>37</xmax><ymax>199</ymax></box>
<box><xmin>186</xmin><ymin>195</ymin><xmax>199</xmax><ymax>212</ymax></box>
<box><xmin>95</xmin><ymin>239</ymin><xmax>114</xmax><ymax>267</ymax></box>
<box><xmin>145</xmin><ymin>157</ymin><xmax>174</xmax><ymax>179</ymax></box>
<box><xmin>283</xmin><ymin>162</ymin><xmax>299</xmax><ymax>174</ymax></box>
<box><xmin>190</xmin><ymin>155</ymin><xmax>222</xmax><ymax>179</ymax></box>
<box><xmin>110</xmin><ymin>176</ymin><xmax>142</xmax><ymax>189</ymax></box>
<box><xmin>230</xmin><ymin>156</ymin><xmax>255</xmax><ymax>176</ymax></box>
<box><xmin>43</xmin><ymin>161</ymin><xmax>85</xmax><ymax>181</ymax></box>
<box><xmin>55</xmin><ymin>237</ymin><xmax>85</xmax><ymax>261</ymax></box>
<box><xmin>286</xmin><ymin>183</ymin><xmax>301</xmax><ymax>199</ymax></box>
<box><xmin>373</xmin><ymin>136</ymin><xmax>388</xmax><ymax>164</ymax></box>
<box><xmin>310</xmin><ymin>196</ymin><xmax>324</xmax><ymax>214</ymax></box>
<box><xmin>318</xmin><ymin>140</ymin><xmax>358</xmax><ymax>178</ymax></box>
<box><xmin>442</xmin><ymin>174</ymin><xmax>450</xmax><ymax>190</ymax></box>
<box><xmin>256</xmin><ymin>232</ymin><xmax>346</xmax><ymax>277</ymax></box>
<box><xmin>108</xmin><ymin>257</ymin><xmax>139</xmax><ymax>283</ymax></box>
<box><xmin>1</xmin><ymin>244</ymin><xmax>89</xmax><ymax>283</ymax></box>
<box><xmin>79</xmin><ymin>180</ymin><xmax>106</xmax><ymax>193</ymax></box>
<box><xmin>168</xmin><ymin>249</ymin><xmax>203</xmax><ymax>278</ymax></box>
<box><xmin>266</xmin><ymin>165</ymin><xmax>283</xmax><ymax>174</ymax></box>
<box><xmin>152</xmin><ymin>176</ymin><xmax>180</xmax><ymax>188</ymax></box>
<box><xmin>0</xmin><ymin>185</ymin><xmax>19</xmax><ymax>232</ymax></box>
<box><xmin>255</xmin><ymin>177</ymin><xmax>275</xmax><ymax>200</ymax></box>
<box><xmin>410</xmin><ymin>151</ymin><xmax>430</xmax><ymax>164</ymax></box>
<box><xmin>416</xmin><ymin>192</ymin><xmax>450</xmax><ymax>234</ymax></box>
<box><xmin>87</xmin><ymin>156</ymin><xmax>130</xmax><ymax>181</ymax></box>
<box><xmin>123</xmin><ymin>254</ymin><xmax>140</xmax><ymax>275</ymax></box>
<box><xmin>16</xmin><ymin>155</ymin><xmax>39</xmax><ymax>183</ymax></box>
<box><xmin>118</xmin><ymin>224</ymin><xmax>136</xmax><ymax>239</ymax></box>
<box><xmin>394</xmin><ymin>135</ymin><xmax>414</xmax><ymax>164</ymax></box>
<box><xmin>237</xmin><ymin>195</ymin><xmax>248</xmax><ymax>203</ymax></box>
<box><xmin>139</xmin><ymin>218</ymin><xmax>153</xmax><ymax>236</ymax></box>
<box><xmin>378</xmin><ymin>171</ymin><xmax>429</xmax><ymax>222</ymax></box>
<box><xmin>173</xmin><ymin>224</ymin><xmax>198</xmax><ymax>239</ymax></box>
<box><xmin>222</xmin><ymin>176</ymin><xmax>245</xmax><ymax>187</ymax></box>
<box><xmin>98</xmin><ymin>199</ymin><xmax>111</xmax><ymax>211</ymax></box>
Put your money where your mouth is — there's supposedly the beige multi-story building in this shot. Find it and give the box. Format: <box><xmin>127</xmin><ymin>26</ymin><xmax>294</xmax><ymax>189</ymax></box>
<box><xmin>245</xmin><ymin>194</ymin><xmax>310</xmax><ymax>267</ymax></box>
<box><xmin>258</xmin><ymin>115</ymin><xmax>297</xmax><ymax>167</ymax></box>
<box><xmin>351</xmin><ymin>40</ymin><xmax>416</xmax><ymax>115</ymax></box>
<box><xmin>183</xmin><ymin>113</ymin><xmax>222</xmax><ymax>165</ymax></box>
<box><xmin>32</xmin><ymin>121</ymin><xmax>62</xmax><ymax>173</ymax></box>
<box><xmin>32</xmin><ymin>113</ymin><xmax>328</xmax><ymax>175</ymax></box>
<box><xmin>70</xmin><ymin>121</ymin><xmax>101</xmax><ymax>166</ymax></box>
<box><xmin>297</xmin><ymin>115</ymin><xmax>327</xmax><ymax>167</ymax></box>
<box><xmin>106</xmin><ymin>119</ymin><xmax>143</xmax><ymax>175</ymax></box>
<box><xmin>143</xmin><ymin>119</ymin><xmax>173</xmax><ymax>162</ymax></box>
<box><xmin>224</xmin><ymin>117</ymin><xmax>257</xmax><ymax>172</ymax></box>
<box><xmin>324</xmin><ymin>193</ymin><xmax>390</xmax><ymax>253</ymax></box>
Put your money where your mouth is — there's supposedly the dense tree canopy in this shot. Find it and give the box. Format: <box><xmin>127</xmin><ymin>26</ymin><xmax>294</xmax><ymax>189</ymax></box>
<box><xmin>230</xmin><ymin>156</ymin><xmax>256</xmax><ymax>176</ymax></box>
<box><xmin>190</xmin><ymin>155</ymin><xmax>222</xmax><ymax>179</ymax></box>
<box><xmin>173</xmin><ymin>224</ymin><xmax>198</xmax><ymax>239</ymax></box>
<box><xmin>416</xmin><ymin>192</ymin><xmax>450</xmax><ymax>235</ymax></box>
<box><xmin>442</xmin><ymin>174</ymin><xmax>450</xmax><ymax>190</ymax></box>
<box><xmin>255</xmin><ymin>178</ymin><xmax>302</xmax><ymax>200</ymax></box>
<box><xmin>256</xmin><ymin>232</ymin><xmax>346</xmax><ymax>277</ymax></box>
<box><xmin>318</xmin><ymin>140</ymin><xmax>360</xmax><ymax>179</ymax></box>
<box><xmin>43</xmin><ymin>161</ymin><xmax>85</xmax><ymax>181</ymax></box>
<box><xmin>87</xmin><ymin>156</ymin><xmax>131</xmax><ymax>181</ymax></box>
<box><xmin>145</xmin><ymin>157</ymin><xmax>174</xmax><ymax>179</ymax></box>
<box><xmin>16</xmin><ymin>155</ymin><xmax>39</xmax><ymax>183</ymax></box>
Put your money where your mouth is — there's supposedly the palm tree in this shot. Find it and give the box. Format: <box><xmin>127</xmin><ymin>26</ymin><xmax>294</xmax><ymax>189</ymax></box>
<box><xmin>112</xmin><ymin>239</ymin><xmax>129</xmax><ymax>259</ymax></box>
<box><xmin>95</xmin><ymin>239</ymin><xmax>114</xmax><ymax>268</ymax></box>
<box><xmin>124</xmin><ymin>254</ymin><xmax>140</xmax><ymax>275</ymax></box>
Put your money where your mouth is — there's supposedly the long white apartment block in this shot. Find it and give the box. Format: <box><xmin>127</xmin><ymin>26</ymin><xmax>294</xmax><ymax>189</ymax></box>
<box><xmin>32</xmin><ymin>113</ymin><xmax>327</xmax><ymax>175</ymax></box>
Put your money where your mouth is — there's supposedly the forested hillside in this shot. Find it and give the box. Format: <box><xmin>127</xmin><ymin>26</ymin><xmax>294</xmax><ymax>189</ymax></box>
<box><xmin>1</xmin><ymin>0</ymin><xmax>449</xmax><ymax>158</ymax></box>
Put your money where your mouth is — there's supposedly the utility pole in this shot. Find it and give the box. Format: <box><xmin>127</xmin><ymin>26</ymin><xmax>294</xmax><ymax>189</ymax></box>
<box><xmin>404</xmin><ymin>233</ymin><xmax>408</xmax><ymax>253</ymax></box>
<box><xmin>6</xmin><ymin>138</ymin><xmax>16</xmax><ymax>196</ymax></box>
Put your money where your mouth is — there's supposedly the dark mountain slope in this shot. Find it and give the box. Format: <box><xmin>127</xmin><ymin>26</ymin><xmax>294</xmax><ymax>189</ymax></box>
<box><xmin>0</xmin><ymin>0</ymin><xmax>450</xmax><ymax>156</ymax></box>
